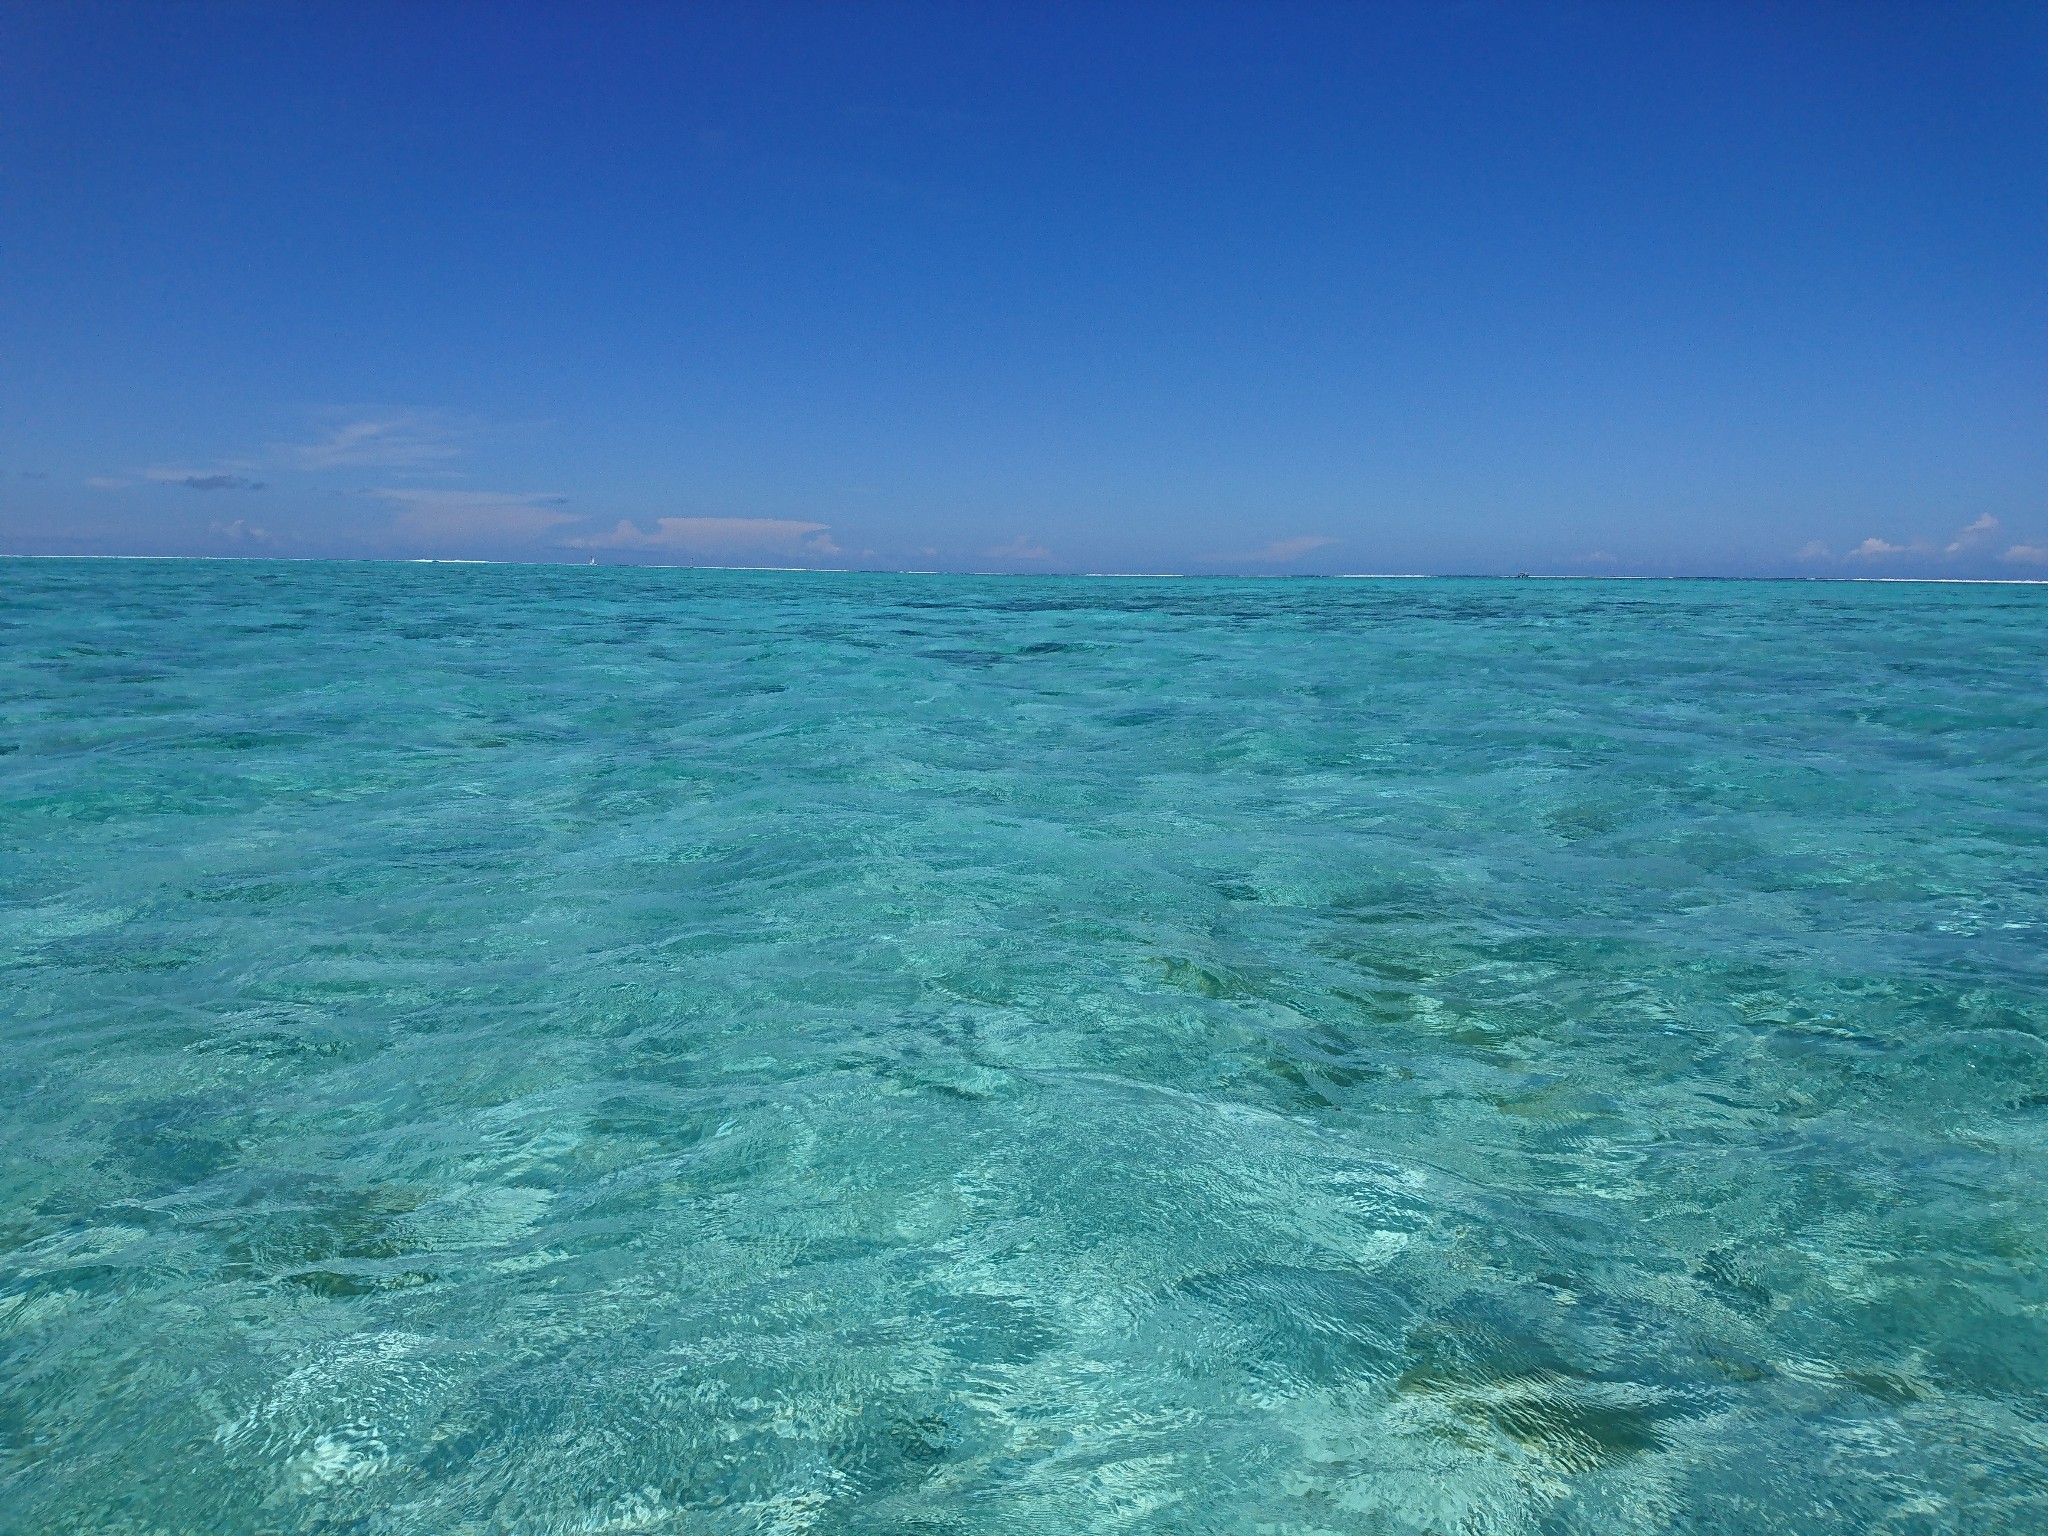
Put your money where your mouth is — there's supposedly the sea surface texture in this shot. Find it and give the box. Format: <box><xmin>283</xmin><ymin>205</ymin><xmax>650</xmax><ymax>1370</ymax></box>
<box><xmin>3</xmin><ymin>562</ymin><xmax>2045</xmax><ymax>1535</ymax></box>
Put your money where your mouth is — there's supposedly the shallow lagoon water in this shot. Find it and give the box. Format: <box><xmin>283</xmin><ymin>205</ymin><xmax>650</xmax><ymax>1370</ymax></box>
<box><xmin>2</xmin><ymin>561</ymin><xmax>2044</xmax><ymax>1533</ymax></box>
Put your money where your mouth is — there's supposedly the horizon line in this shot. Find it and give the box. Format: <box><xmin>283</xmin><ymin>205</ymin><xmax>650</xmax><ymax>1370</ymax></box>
<box><xmin>3</xmin><ymin>552</ymin><xmax>2046</xmax><ymax>585</ymax></box>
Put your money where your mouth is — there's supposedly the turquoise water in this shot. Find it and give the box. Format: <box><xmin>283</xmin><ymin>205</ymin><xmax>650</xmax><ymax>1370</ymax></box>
<box><xmin>3</xmin><ymin>561</ymin><xmax>2045</xmax><ymax>1534</ymax></box>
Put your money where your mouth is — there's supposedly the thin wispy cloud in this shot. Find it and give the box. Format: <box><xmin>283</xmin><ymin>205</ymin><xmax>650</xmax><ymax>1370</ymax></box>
<box><xmin>567</xmin><ymin>517</ymin><xmax>843</xmax><ymax>558</ymax></box>
<box><xmin>145</xmin><ymin>464</ymin><xmax>265</xmax><ymax>490</ymax></box>
<box><xmin>84</xmin><ymin>476</ymin><xmax>132</xmax><ymax>490</ymax></box>
<box><xmin>2001</xmin><ymin>544</ymin><xmax>2048</xmax><ymax>566</ymax></box>
<box><xmin>285</xmin><ymin>410</ymin><xmax>471</xmax><ymax>470</ymax></box>
<box><xmin>371</xmin><ymin>488</ymin><xmax>576</xmax><ymax>542</ymax></box>
<box><xmin>986</xmin><ymin>535</ymin><xmax>1051</xmax><ymax>560</ymax></box>
<box><xmin>1205</xmin><ymin>534</ymin><xmax>1337</xmax><ymax>564</ymax></box>
<box><xmin>116</xmin><ymin>409</ymin><xmax>477</xmax><ymax>494</ymax></box>
<box><xmin>1795</xmin><ymin>541</ymin><xmax>1831</xmax><ymax>561</ymax></box>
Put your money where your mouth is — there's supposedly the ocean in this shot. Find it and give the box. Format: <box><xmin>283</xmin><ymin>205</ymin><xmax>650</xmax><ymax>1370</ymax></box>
<box><xmin>3</xmin><ymin>560</ymin><xmax>2044</xmax><ymax>1533</ymax></box>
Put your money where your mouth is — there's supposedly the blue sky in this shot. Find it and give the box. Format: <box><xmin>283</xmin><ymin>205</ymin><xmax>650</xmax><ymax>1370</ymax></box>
<box><xmin>3</xmin><ymin>1</ymin><xmax>2042</xmax><ymax>574</ymax></box>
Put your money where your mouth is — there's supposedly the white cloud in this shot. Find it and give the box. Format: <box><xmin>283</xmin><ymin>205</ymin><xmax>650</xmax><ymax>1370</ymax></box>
<box><xmin>986</xmin><ymin>535</ymin><xmax>1052</xmax><ymax>560</ymax></box>
<box><xmin>209</xmin><ymin>519</ymin><xmax>270</xmax><ymax>541</ymax></box>
<box><xmin>1838</xmin><ymin>518</ymin><xmax>2002</xmax><ymax>563</ymax></box>
<box><xmin>1575</xmin><ymin>550</ymin><xmax>1617</xmax><ymax>565</ymax></box>
<box><xmin>565</xmin><ymin>517</ymin><xmax>842</xmax><ymax>558</ymax></box>
<box><xmin>285</xmin><ymin>411</ymin><xmax>469</xmax><ymax>470</ymax></box>
<box><xmin>1847</xmin><ymin>537</ymin><xmax>1918</xmax><ymax>559</ymax></box>
<box><xmin>371</xmin><ymin>488</ymin><xmax>577</xmax><ymax>542</ymax></box>
<box><xmin>1946</xmin><ymin>513</ymin><xmax>2000</xmax><ymax>553</ymax></box>
<box><xmin>1795</xmin><ymin>540</ymin><xmax>1830</xmax><ymax>561</ymax></box>
<box><xmin>2001</xmin><ymin>544</ymin><xmax>2048</xmax><ymax>566</ymax></box>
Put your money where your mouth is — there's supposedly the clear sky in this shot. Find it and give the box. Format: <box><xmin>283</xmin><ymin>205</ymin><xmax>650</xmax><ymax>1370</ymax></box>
<box><xmin>3</xmin><ymin>1</ymin><xmax>2043</xmax><ymax>575</ymax></box>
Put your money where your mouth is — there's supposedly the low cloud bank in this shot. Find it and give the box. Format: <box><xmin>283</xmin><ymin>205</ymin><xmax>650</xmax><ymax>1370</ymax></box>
<box><xmin>566</xmin><ymin>517</ymin><xmax>842</xmax><ymax>559</ymax></box>
<box><xmin>372</xmin><ymin>488</ymin><xmax>576</xmax><ymax>542</ymax></box>
<box><xmin>1802</xmin><ymin>515</ymin><xmax>2046</xmax><ymax>571</ymax></box>
<box><xmin>1204</xmin><ymin>534</ymin><xmax>1337</xmax><ymax>565</ymax></box>
<box><xmin>985</xmin><ymin>535</ymin><xmax>1051</xmax><ymax>560</ymax></box>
